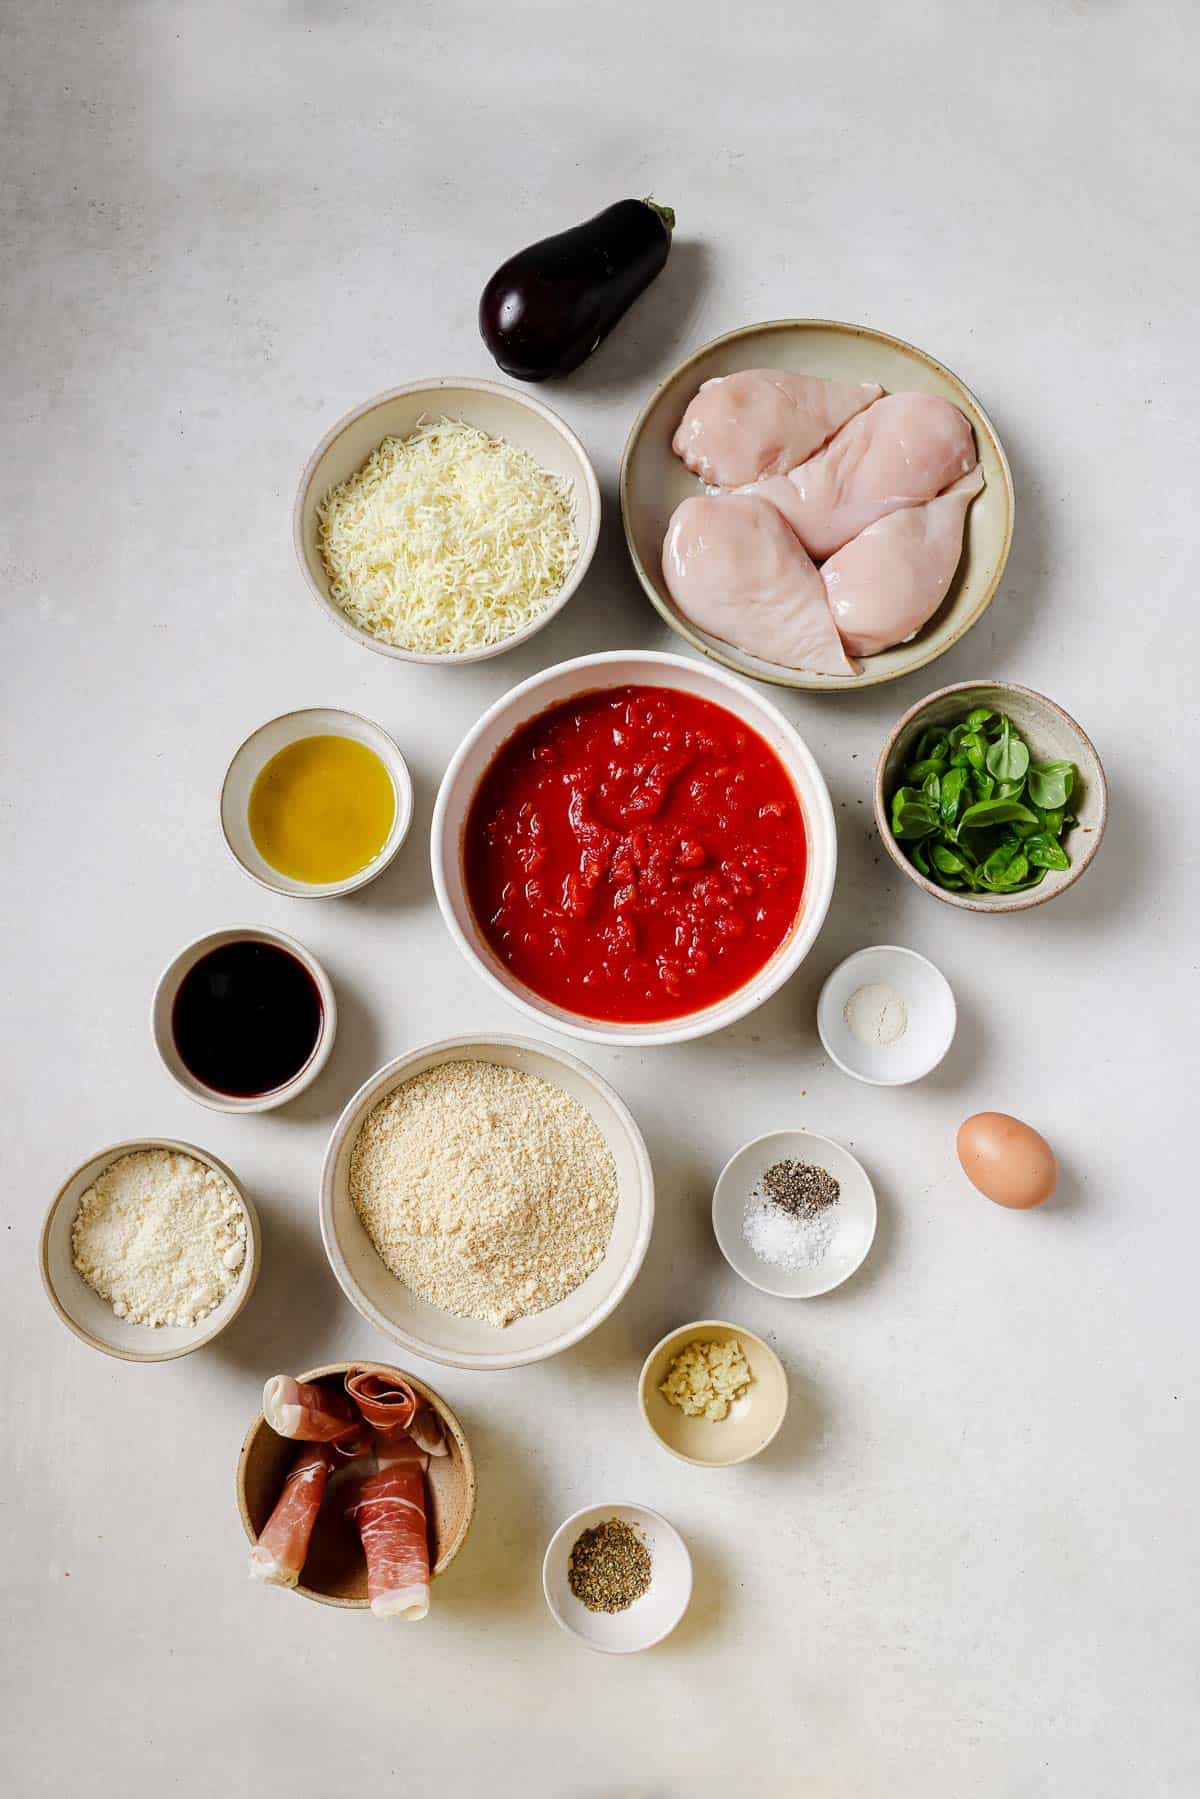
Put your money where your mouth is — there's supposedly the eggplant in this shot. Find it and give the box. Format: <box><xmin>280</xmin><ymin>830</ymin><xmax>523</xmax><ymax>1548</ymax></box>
<box><xmin>479</xmin><ymin>198</ymin><xmax>675</xmax><ymax>381</ymax></box>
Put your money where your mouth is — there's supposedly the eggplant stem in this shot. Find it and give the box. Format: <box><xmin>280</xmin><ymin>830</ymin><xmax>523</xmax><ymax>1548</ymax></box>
<box><xmin>642</xmin><ymin>197</ymin><xmax>676</xmax><ymax>236</ymax></box>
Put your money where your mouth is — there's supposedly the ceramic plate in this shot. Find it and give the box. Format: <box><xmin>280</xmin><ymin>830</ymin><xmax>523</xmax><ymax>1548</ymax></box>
<box><xmin>621</xmin><ymin>319</ymin><xmax>1014</xmax><ymax>692</ymax></box>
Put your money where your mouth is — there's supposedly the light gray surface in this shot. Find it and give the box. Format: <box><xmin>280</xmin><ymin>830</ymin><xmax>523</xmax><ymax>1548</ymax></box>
<box><xmin>3</xmin><ymin>4</ymin><xmax>1196</xmax><ymax>1794</ymax></box>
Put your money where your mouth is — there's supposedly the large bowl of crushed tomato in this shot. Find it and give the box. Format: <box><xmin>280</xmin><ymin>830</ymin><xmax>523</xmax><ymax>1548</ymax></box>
<box><xmin>432</xmin><ymin>652</ymin><xmax>837</xmax><ymax>1046</ymax></box>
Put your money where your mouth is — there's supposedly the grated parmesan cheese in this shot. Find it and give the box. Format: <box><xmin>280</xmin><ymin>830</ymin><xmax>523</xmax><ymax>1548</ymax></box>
<box><xmin>317</xmin><ymin>417</ymin><xmax>580</xmax><ymax>655</ymax></box>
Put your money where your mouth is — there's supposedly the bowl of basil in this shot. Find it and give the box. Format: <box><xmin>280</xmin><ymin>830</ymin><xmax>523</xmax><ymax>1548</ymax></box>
<box><xmin>874</xmin><ymin>681</ymin><xmax>1107</xmax><ymax>912</ymax></box>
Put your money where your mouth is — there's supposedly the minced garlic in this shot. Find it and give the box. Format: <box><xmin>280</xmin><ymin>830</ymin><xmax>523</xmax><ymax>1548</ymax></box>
<box><xmin>659</xmin><ymin>1337</ymin><xmax>753</xmax><ymax>1422</ymax></box>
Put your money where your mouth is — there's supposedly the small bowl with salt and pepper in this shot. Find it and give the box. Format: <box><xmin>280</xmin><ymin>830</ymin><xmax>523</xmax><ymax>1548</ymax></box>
<box><xmin>817</xmin><ymin>945</ymin><xmax>956</xmax><ymax>1086</ymax></box>
<box><xmin>712</xmin><ymin>1130</ymin><xmax>877</xmax><ymax>1299</ymax></box>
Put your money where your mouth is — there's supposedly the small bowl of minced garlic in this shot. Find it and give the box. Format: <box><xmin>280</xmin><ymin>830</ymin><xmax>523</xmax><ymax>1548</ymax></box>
<box><xmin>40</xmin><ymin>1139</ymin><xmax>261</xmax><ymax>1362</ymax></box>
<box><xmin>638</xmin><ymin>1320</ymin><xmax>788</xmax><ymax>1468</ymax></box>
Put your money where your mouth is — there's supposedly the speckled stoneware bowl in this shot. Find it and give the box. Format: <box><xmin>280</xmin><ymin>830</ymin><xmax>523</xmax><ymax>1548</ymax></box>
<box><xmin>621</xmin><ymin>318</ymin><xmax>1013</xmax><ymax>692</ymax></box>
<box><xmin>875</xmin><ymin>680</ymin><xmax>1108</xmax><ymax>912</ymax></box>
<box><xmin>236</xmin><ymin>1361</ymin><xmax>476</xmax><ymax>1609</ymax></box>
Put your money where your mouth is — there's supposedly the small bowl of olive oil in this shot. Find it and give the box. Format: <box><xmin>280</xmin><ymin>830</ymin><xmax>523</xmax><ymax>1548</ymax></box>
<box><xmin>221</xmin><ymin>708</ymin><xmax>413</xmax><ymax>898</ymax></box>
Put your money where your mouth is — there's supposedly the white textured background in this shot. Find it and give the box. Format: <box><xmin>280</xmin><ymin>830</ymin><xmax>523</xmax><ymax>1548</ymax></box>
<box><xmin>3</xmin><ymin>4</ymin><xmax>1197</xmax><ymax>1795</ymax></box>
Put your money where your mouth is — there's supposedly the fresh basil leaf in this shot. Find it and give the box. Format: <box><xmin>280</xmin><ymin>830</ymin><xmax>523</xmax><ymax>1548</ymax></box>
<box><xmin>915</xmin><ymin>727</ymin><xmax>949</xmax><ymax>764</ymax></box>
<box><xmin>940</xmin><ymin>765</ymin><xmax>968</xmax><ymax>825</ymax></box>
<box><xmin>980</xmin><ymin>841</ymin><xmax>1030</xmax><ymax>890</ymax></box>
<box><xmin>1023</xmin><ymin>832</ymin><xmax>1071</xmax><ymax>870</ymax></box>
<box><xmin>995</xmin><ymin>777</ymin><xmax>1027</xmax><ymax>802</ymax></box>
<box><xmin>911</xmin><ymin>839</ymin><xmax>933</xmax><ymax>877</ymax></box>
<box><xmin>892</xmin><ymin>789</ymin><xmax>939</xmax><ymax>839</ymax></box>
<box><xmin>931</xmin><ymin>843</ymin><xmax>971</xmax><ymax>876</ymax></box>
<box><xmin>959</xmin><ymin>798</ymin><xmax>1039</xmax><ymax>832</ymax></box>
<box><xmin>1027</xmin><ymin>761</ymin><xmax>1075</xmax><ymax>809</ymax></box>
<box><xmin>986</xmin><ymin>718</ymin><xmax>1031</xmax><ymax>783</ymax></box>
<box><xmin>922</xmin><ymin>770</ymin><xmax>941</xmax><ymax>806</ymax></box>
<box><xmin>964</xmin><ymin>706</ymin><xmax>995</xmax><ymax>730</ymax></box>
<box><xmin>906</xmin><ymin>756</ymin><xmax>946</xmax><ymax>782</ymax></box>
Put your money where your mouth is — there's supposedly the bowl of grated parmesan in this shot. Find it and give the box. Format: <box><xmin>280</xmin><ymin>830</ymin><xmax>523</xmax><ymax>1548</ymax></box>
<box><xmin>294</xmin><ymin>379</ymin><xmax>601</xmax><ymax>664</ymax></box>
<box><xmin>320</xmin><ymin>1035</ymin><xmax>654</xmax><ymax>1371</ymax></box>
<box><xmin>40</xmin><ymin>1139</ymin><xmax>261</xmax><ymax>1362</ymax></box>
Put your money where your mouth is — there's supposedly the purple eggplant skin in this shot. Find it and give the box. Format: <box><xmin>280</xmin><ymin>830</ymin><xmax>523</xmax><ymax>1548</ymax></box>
<box><xmin>479</xmin><ymin>198</ymin><xmax>675</xmax><ymax>382</ymax></box>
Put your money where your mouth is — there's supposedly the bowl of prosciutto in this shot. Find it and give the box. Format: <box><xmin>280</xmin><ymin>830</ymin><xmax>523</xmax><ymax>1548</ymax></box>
<box><xmin>237</xmin><ymin>1362</ymin><xmax>476</xmax><ymax>1614</ymax></box>
<box><xmin>621</xmin><ymin>318</ymin><xmax>1014</xmax><ymax>691</ymax></box>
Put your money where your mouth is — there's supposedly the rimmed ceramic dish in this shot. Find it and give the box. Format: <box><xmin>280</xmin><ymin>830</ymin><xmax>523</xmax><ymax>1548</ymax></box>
<box><xmin>237</xmin><ymin>1361</ymin><xmax>476</xmax><ymax>1608</ymax></box>
<box><xmin>431</xmin><ymin>650</ymin><xmax>837</xmax><ymax>1047</ymax></box>
<box><xmin>542</xmin><ymin>1503</ymin><xmax>692</xmax><ymax>1653</ymax></box>
<box><xmin>818</xmin><ymin>945</ymin><xmax>957</xmax><ymax>1085</ymax></box>
<box><xmin>293</xmin><ymin>377</ymin><xmax>601</xmax><ymax>665</ymax></box>
<box><xmin>875</xmin><ymin>680</ymin><xmax>1108</xmax><ymax>912</ymax></box>
<box><xmin>220</xmin><ymin>707</ymin><xmax>414</xmax><ymax>898</ymax></box>
<box><xmin>713</xmin><ymin>1131</ymin><xmax>877</xmax><ymax>1299</ymax></box>
<box><xmin>320</xmin><ymin>1034</ymin><xmax>654</xmax><ymax>1371</ymax></box>
<box><xmin>620</xmin><ymin>318</ymin><xmax>1014</xmax><ymax>692</ymax></box>
<box><xmin>638</xmin><ymin>1320</ymin><xmax>788</xmax><ymax>1466</ymax></box>
<box><xmin>40</xmin><ymin>1139</ymin><xmax>260</xmax><ymax>1362</ymax></box>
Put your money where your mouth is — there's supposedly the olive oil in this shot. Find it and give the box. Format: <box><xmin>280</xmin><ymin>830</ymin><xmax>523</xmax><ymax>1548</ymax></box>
<box><xmin>248</xmin><ymin>734</ymin><xmax>395</xmax><ymax>884</ymax></box>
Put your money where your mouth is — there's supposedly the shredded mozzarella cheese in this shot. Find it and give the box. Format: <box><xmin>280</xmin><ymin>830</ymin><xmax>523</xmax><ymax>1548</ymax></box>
<box><xmin>317</xmin><ymin>417</ymin><xmax>580</xmax><ymax>654</ymax></box>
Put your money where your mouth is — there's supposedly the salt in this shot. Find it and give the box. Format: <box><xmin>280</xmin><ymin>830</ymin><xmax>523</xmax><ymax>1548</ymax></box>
<box><xmin>743</xmin><ymin>1193</ymin><xmax>835</xmax><ymax>1271</ymax></box>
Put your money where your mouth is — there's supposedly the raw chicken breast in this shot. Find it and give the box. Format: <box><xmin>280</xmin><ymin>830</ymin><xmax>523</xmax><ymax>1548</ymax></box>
<box><xmin>820</xmin><ymin>465</ymin><xmax>985</xmax><ymax>658</ymax></box>
<box><xmin>672</xmin><ymin>369</ymin><xmax>883</xmax><ymax>489</ymax></box>
<box><xmin>746</xmin><ymin>392</ymin><xmax>977</xmax><ymax>560</ymax></box>
<box><xmin>662</xmin><ymin>493</ymin><xmax>858</xmax><ymax>676</ymax></box>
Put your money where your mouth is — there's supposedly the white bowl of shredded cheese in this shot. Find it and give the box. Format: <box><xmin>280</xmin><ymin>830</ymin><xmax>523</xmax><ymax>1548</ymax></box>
<box><xmin>40</xmin><ymin>1139</ymin><xmax>260</xmax><ymax>1362</ymax></box>
<box><xmin>320</xmin><ymin>1035</ymin><xmax>654</xmax><ymax>1371</ymax></box>
<box><xmin>294</xmin><ymin>379</ymin><xmax>600</xmax><ymax>664</ymax></box>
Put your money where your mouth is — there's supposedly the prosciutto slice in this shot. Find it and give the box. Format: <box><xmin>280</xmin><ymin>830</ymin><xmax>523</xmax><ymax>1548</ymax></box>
<box><xmin>249</xmin><ymin>1442</ymin><xmax>336</xmax><ymax>1588</ymax></box>
<box><xmin>345</xmin><ymin>1370</ymin><xmax>448</xmax><ymax>1458</ymax></box>
<box><xmin>343</xmin><ymin>1438</ymin><xmax>432</xmax><ymax>1621</ymax></box>
<box><xmin>672</xmin><ymin>369</ymin><xmax>882</xmax><ymax>488</ymax></box>
<box><xmin>262</xmin><ymin>1375</ymin><xmax>368</xmax><ymax>1454</ymax></box>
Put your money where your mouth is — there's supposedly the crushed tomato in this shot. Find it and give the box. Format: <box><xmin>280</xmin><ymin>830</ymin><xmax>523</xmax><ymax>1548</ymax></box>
<box><xmin>463</xmin><ymin>685</ymin><xmax>807</xmax><ymax>1023</ymax></box>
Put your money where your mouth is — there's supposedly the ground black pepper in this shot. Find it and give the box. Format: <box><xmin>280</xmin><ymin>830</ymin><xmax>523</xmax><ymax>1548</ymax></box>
<box><xmin>759</xmin><ymin>1159</ymin><xmax>841</xmax><ymax>1220</ymax></box>
<box><xmin>567</xmin><ymin>1517</ymin><xmax>653</xmax><ymax>1613</ymax></box>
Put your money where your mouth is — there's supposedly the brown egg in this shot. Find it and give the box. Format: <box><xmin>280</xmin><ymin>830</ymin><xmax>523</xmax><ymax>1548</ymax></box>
<box><xmin>956</xmin><ymin>1112</ymin><xmax>1057</xmax><ymax>1209</ymax></box>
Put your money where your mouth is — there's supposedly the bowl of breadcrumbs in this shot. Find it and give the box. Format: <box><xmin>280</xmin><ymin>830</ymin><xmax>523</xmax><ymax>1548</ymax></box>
<box><xmin>320</xmin><ymin>1034</ymin><xmax>655</xmax><ymax>1371</ymax></box>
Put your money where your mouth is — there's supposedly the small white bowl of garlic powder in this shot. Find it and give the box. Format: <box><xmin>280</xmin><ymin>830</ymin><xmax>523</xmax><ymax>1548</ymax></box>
<box><xmin>817</xmin><ymin>944</ymin><xmax>957</xmax><ymax>1086</ymax></box>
